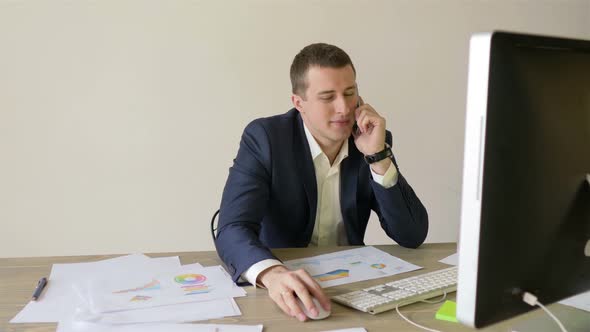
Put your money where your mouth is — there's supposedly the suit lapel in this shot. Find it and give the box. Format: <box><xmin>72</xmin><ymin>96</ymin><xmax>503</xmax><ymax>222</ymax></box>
<box><xmin>294</xmin><ymin>113</ymin><xmax>318</xmax><ymax>235</ymax></box>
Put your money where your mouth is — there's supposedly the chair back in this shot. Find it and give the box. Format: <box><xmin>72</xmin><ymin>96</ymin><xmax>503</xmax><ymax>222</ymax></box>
<box><xmin>210</xmin><ymin>209</ymin><xmax>220</xmax><ymax>241</ymax></box>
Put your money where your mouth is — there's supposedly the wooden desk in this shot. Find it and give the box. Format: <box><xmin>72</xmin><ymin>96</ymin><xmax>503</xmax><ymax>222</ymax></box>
<box><xmin>0</xmin><ymin>243</ymin><xmax>578</xmax><ymax>331</ymax></box>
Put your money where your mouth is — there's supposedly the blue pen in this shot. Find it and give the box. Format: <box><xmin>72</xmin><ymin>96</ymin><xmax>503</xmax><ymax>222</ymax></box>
<box><xmin>32</xmin><ymin>277</ymin><xmax>48</xmax><ymax>301</ymax></box>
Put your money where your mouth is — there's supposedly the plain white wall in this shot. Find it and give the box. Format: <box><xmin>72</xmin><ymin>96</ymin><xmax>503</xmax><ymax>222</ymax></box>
<box><xmin>1</xmin><ymin>0</ymin><xmax>588</xmax><ymax>257</ymax></box>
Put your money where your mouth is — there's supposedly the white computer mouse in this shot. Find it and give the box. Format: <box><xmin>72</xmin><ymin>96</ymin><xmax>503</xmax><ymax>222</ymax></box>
<box><xmin>296</xmin><ymin>297</ymin><xmax>331</xmax><ymax>320</ymax></box>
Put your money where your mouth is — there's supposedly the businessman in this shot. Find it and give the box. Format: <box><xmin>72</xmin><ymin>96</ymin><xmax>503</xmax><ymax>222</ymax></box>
<box><xmin>215</xmin><ymin>43</ymin><xmax>428</xmax><ymax>321</ymax></box>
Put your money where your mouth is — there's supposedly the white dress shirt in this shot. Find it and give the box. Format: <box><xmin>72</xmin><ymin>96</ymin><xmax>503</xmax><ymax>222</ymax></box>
<box><xmin>242</xmin><ymin>123</ymin><xmax>399</xmax><ymax>286</ymax></box>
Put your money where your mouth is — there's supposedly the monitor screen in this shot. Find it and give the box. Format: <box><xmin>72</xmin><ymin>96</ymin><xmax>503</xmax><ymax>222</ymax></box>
<box><xmin>457</xmin><ymin>31</ymin><xmax>590</xmax><ymax>328</ymax></box>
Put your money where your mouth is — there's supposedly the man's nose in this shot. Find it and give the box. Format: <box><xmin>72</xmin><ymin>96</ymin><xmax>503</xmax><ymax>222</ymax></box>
<box><xmin>335</xmin><ymin>97</ymin><xmax>352</xmax><ymax>115</ymax></box>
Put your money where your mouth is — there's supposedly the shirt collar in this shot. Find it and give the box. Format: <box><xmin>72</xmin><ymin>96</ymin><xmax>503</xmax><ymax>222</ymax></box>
<box><xmin>303</xmin><ymin>122</ymin><xmax>349</xmax><ymax>164</ymax></box>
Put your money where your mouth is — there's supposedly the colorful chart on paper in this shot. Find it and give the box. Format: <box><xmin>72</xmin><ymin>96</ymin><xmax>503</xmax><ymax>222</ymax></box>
<box><xmin>174</xmin><ymin>274</ymin><xmax>206</xmax><ymax>285</ymax></box>
<box><xmin>312</xmin><ymin>269</ymin><xmax>350</xmax><ymax>282</ymax></box>
<box><xmin>129</xmin><ymin>295</ymin><xmax>152</xmax><ymax>301</ymax></box>
<box><xmin>92</xmin><ymin>265</ymin><xmax>246</xmax><ymax>313</ymax></box>
<box><xmin>174</xmin><ymin>274</ymin><xmax>212</xmax><ymax>295</ymax></box>
<box><xmin>284</xmin><ymin>246</ymin><xmax>422</xmax><ymax>288</ymax></box>
<box><xmin>113</xmin><ymin>279</ymin><xmax>161</xmax><ymax>294</ymax></box>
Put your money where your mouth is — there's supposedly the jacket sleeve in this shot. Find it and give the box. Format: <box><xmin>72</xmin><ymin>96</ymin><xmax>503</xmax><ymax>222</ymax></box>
<box><xmin>214</xmin><ymin>120</ymin><xmax>279</xmax><ymax>281</ymax></box>
<box><xmin>369</xmin><ymin>132</ymin><xmax>429</xmax><ymax>248</ymax></box>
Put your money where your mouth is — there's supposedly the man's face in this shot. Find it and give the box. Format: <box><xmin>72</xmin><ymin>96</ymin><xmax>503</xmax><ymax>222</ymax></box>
<box><xmin>293</xmin><ymin>65</ymin><xmax>358</xmax><ymax>149</ymax></box>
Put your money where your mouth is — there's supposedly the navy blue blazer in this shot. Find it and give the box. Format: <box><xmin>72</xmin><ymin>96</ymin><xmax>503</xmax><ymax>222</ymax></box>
<box><xmin>215</xmin><ymin>109</ymin><xmax>428</xmax><ymax>281</ymax></box>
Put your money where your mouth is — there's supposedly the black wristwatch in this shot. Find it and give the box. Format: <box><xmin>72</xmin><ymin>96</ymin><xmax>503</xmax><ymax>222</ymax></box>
<box><xmin>364</xmin><ymin>143</ymin><xmax>392</xmax><ymax>164</ymax></box>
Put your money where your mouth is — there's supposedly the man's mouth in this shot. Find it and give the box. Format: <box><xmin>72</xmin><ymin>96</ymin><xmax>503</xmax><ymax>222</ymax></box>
<box><xmin>330</xmin><ymin>119</ymin><xmax>351</xmax><ymax>126</ymax></box>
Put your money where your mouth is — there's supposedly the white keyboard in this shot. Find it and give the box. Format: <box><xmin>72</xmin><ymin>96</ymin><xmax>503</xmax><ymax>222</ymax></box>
<box><xmin>332</xmin><ymin>266</ymin><xmax>457</xmax><ymax>314</ymax></box>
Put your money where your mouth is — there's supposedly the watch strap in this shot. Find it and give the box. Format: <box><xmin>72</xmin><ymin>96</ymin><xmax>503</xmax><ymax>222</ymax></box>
<box><xmin>364</xmin><ymin>143</ymin><xmax>392</xmax><ymax>164</ymax></box>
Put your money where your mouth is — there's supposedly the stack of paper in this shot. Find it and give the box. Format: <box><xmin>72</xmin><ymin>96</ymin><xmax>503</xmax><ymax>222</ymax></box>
<box><xmin>74</xmin><ymin>262</ymin><xmax>245</xmax><ymax>316</ymax></box>
<box><xmin>10</xmin><ymin>254</ymin><xmax>253</xmax><ymax>331</ymax></box>
<box><xmin>57</xmin><ymin>321</ymin><xmax>263</xmax><ymax>332</ymax></box>
<box><xmin>438</xmin><ymin>252</ymin><xmax>458</xmax><ymax>266</ymax></box>
<box><xmin>559</xmin><ymin>290</ymin><xmax>590</xmax><ymax>313</ymax></box>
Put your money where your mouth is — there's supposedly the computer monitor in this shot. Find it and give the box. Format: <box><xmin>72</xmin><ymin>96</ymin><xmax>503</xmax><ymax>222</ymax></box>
<box><xmin>457</xmin><ymin>31</ymin><xmax>590</xmax><ymax>328</ymax></box>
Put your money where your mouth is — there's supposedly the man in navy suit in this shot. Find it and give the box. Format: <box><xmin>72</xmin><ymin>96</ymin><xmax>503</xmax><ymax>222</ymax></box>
<box><xmin>215</xmin><ymin>43</ymin><xmax>428</xmax><ymax>321</ymax></box>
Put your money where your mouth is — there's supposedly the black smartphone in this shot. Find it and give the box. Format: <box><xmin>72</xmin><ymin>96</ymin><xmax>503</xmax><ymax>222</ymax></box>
<box><xmin>353</xmin><ymin>94</ymin><xmax>361</xmax><ymax>135</ymax></box>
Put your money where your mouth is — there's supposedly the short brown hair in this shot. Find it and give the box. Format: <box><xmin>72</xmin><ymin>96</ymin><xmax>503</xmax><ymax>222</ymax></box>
<box><xmin>290</xmin><ymin>43</ymin><xmax>356</xmax><ymax>98</ymax></box>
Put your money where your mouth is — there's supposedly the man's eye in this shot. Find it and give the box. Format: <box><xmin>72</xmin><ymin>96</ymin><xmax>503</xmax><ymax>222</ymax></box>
<box><xmin>320</xmin><ymin>96</ymin><xmax>334</xmax><ymax>101</ymax></box>
<box><xmin>344</xmin><ymin>93</ymin><xmax>354</xmax><ymax>97</ymax></box>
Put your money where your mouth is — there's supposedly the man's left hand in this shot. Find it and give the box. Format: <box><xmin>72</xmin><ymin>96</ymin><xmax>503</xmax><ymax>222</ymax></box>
<box><xmin>353</xmin><ymin>99</ymin><xmax>392</xmax><ymax>175</ymax></box>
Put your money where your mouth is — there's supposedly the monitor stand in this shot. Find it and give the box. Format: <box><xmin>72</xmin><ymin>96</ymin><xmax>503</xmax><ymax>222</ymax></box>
<box><xmin>510</xmin><ymin>304</ymin><xmax>590</xmax><ymax>332</ymax></box>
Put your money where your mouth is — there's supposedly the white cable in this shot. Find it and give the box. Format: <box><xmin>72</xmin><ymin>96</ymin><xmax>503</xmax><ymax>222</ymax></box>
<box><xmin>421</xmin><ymin>291</ymin><xmax>448</xmax><ymax>304</ymax></box>
<box><xmin>522</xmin><ymin>292</ymin><xmax>568</xmax><ymax>332</ymax></box>
<box><xmin>395</xmin><ymin>303</ymin><xmax>443</xmax><ymax>332</ymax></box>
<box><xmin>395</xmin><ymin>291</ymin><xmax>448</xmax><ymax>332</ymax></box>
<box><xmin>395</xmin><ymin>291</ymin><xmax>447</xmax><ymax>332</ymax></box>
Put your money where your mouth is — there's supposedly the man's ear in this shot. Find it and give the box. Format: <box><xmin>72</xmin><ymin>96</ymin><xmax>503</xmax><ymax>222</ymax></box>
<box><xmin>292</xmin><ymin>94</ymin><xmax>305</xmax><ymax>113</ymax></box>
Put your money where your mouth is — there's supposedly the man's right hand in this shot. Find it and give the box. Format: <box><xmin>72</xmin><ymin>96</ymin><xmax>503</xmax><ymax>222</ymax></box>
<box><xmin>258</xmin><ymin>265</ymin><xmax>331</xmax><ymax>322</ymax></box>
